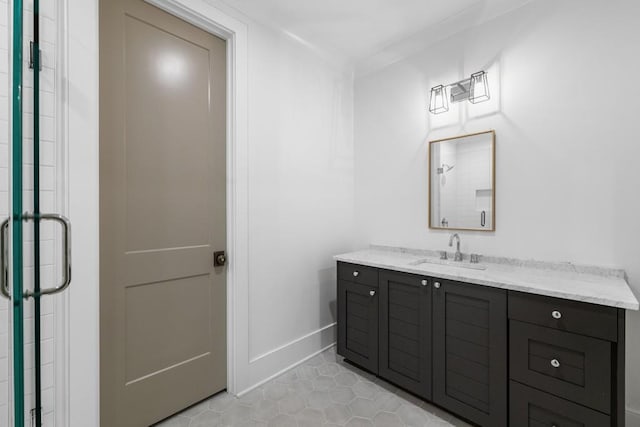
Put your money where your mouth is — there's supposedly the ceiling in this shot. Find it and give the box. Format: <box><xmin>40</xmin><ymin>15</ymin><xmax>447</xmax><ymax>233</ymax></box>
<box><xmin>219</xmin><ymin>0</ymin><xmax>534</xmax><ymax>67</ymax></box>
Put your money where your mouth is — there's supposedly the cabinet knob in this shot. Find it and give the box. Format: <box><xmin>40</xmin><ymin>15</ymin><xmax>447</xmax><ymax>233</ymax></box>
<box><xmin>369</xmin><ymin>290</ymin><xmax>376</xmax><ymax>296</ymax></box>
<box><xmin>552</xmin><ymin>310</ymin><xmax>562</xmax><ymax>319</ymax></box>
<box><xmin>434</xmin><ymin>282</ymin><xmax>441</xmax><ymax>289</ymax></box>
<box><xmin>421</xmin><ymin>280</ymin><xmax>428</xmax><ymax>286</ymax></box>
<box><xmin>353</xmin><ymin>271</ymin><xmax>359</xmax><ymax>277</ymax></box>
<box><xmin>550</xmin><ymin>359</ymin><xmax>560</xmax><ymax>368</ymax></box>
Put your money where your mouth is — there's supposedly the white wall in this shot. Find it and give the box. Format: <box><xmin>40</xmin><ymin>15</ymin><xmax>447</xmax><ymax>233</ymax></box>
<box><xmin>354</xmin><ymin>0</ymin><xmax>640</xmax><ymax>418</ymax></box>
<box><xmin>246</xmin><ymin>21</ymin><xmax>354</xmax><ymax>362</ymax></box>
<box><xmin>67</xmin><ymin>0</ymin><xmax>100</xmax><ymax>424</ymax></box>
<box><xmin>233</xmin><ymin>8</ymin><xmax>355</xmax><ymax>390</ymax></box>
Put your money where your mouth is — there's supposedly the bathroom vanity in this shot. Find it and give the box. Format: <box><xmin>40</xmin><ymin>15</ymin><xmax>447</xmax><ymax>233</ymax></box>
<box><xmin>334</xmin><ymin>247</ymin><xmax>638</xmax><ymax>427</ymax></box>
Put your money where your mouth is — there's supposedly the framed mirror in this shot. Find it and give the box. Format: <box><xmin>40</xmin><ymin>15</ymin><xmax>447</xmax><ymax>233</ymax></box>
<box><xmin>429</xmin><ymin>130</ymin><xmax>495</xmax><ymax>231</ymax></box>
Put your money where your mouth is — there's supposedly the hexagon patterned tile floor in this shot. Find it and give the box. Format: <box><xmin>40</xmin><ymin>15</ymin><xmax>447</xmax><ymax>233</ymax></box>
<box><xmin>153</xmin><ymin>346</ymin><xmax>473</xmax><ymax>427</ymax></box>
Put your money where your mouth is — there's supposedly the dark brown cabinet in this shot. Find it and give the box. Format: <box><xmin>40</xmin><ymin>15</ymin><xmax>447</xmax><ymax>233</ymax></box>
<box><xmin>432</xmin><ymin>279</ymin><xmax>508</xmax><ymax>427</ymax></box>
<box><xmin>508</xmin><ymin>292</ymin><xmax>626</xmax><ymax>427</ymax></box>
<box><xmin>378</xmin><ymin>270</ymin><xmax>431</xmax><ymax>400</ymax></box>
<box><xmin>336</xmin><ymin>262</ymin><xmax>626</xmax><ymax>427</ymax></box>
<box><xmin>337</xmin><ymin>265</ymin><xmax>379</xmax><ymax>374</ymax></box>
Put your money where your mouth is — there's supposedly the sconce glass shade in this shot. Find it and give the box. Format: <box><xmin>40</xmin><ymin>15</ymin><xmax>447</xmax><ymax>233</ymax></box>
<box><xmin>469</xmin><ymin>71</ymin><xmax>490</xmax><ymax>104</ymax></box>
<box><xmin>429</xmin><ymin>85</ymin><xmax>449</xmax><ymax>114</ymax></box>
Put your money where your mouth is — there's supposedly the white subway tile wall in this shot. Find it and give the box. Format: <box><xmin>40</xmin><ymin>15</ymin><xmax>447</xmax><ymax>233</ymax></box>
<box><xmin>0</xmin><ymin>0</ymin><xmax>59</xmax><ymax>425</ymax></box>
<box><xmin>453</xmin><ymin>141</ymin><xmax>493</xmax><ymax>229</ymax></box>
<box><xmin>0</xmin><ymin>1</ymin><xmax>10</xmax><ymax>424</ymax></box>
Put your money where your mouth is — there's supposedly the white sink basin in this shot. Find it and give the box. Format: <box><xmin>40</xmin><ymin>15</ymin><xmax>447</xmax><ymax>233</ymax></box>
<box><xmin>409</xmin><ymin>257</ymin><xmax>487</xmax><ymax>271</ymax></box>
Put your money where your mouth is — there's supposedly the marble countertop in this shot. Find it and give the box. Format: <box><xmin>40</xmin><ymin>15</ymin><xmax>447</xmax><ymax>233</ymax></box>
<box><xmin>334</xmin><ymin>246</ymin><xmax>639</xmax><ymax>310</ymax></box>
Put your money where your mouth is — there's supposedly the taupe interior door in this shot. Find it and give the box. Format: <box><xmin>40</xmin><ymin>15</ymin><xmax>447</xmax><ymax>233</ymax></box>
<box><xmin>100</xmin><ymin>0</ymin><xmax>227</xmax><ymax>425</ymax></box>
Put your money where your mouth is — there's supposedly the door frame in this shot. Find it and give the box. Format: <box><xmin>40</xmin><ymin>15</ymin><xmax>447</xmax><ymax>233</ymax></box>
<box><xmin>64</xmin><ymin>0</ymin><xmax>249</xmax><ymax>425</ymax></box>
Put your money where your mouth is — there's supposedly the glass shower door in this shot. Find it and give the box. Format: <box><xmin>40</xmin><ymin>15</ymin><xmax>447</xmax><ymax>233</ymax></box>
<box><xmin>12</xmin><ymin>0</ymin><xmax>26</xmax><ymax>425</ymax></box>
<box><xmin>1</xmin><ymin>0</ymin><xmax>71</xmax><ymax>426</ymax></box>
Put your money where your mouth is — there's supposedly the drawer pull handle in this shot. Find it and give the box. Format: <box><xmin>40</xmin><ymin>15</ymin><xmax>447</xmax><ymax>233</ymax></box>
<box><xmin>369</xmin><ymin>290</ymin><xmax>376</xmax><ymax>296</ymax></box>
<box><xmin>421</xmin><ymin>280</ymin><xmax>428</xmax><ymax>286</ymax></box>
<box><xmin>434</xmin><ymin>282</ymin><xmax>441</xmax><ymax>289</ymax></box>
<box><xmin>550</xmin><ymin>359</ymin><xmax>560</xmax><ymax>368</ymax></box>
<box><xmin>552</xmin><ymin>310</ymin><xmax>562</xmax><ymax>319</ymax></box>
<box><xmin>353</xmin><ymin>271</ymin><xmax>359</xmax><ymax>277</ymax></box>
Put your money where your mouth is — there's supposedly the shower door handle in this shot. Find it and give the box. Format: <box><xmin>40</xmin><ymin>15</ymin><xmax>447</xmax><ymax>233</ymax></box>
<box><xmin>22</xmin><ymin>213</ymin><xmax>71</xmax><ymax>298</ymax></box>
<box><xmin>0</xmin><ymin>218</ymin><xmax>9</xmax><ymax>299</ymax></box>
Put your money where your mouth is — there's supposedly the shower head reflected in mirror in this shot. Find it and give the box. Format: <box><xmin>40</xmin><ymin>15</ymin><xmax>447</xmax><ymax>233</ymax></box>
<box><xmin>437</xmin><ymin>163</ymin><xmax>455</xmax><ymax>174</ymax></box>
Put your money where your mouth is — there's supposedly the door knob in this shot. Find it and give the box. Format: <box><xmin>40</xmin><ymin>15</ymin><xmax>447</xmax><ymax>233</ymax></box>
<box><xmin>550</xmin><ymin>359</ymin><xmax>560</xmax><ymax>368</ymax></box>
<box><xmin>552</xmin><ymin>310</ymin><xmax>562</xmax><ymax>319</ymax></box>
<box><xmin>214</xmin><ymin>251</ymin><xmax>227</xmax><ymax>267</ymax></box>
<box><xmin>434</xmin><ymin>282</ymin><xmax>441</xmax><ymax>289</ymax></box>
<box><xmin>353</xmin><ymin>271</ymin><xmax>359</xmax><ymax>277</ymax></box>
<box><xmin>369</xmin><ymin>290</ymin><xmax>376</xmax><ymax>296</ymax></box>
<box><xmin>421</xmin><ymin>280</ymin><xmax>428</xmax><ymax>286</ymax></box>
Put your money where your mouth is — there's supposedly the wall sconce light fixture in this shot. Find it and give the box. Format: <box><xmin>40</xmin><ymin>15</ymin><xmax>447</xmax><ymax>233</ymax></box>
<box><xmin>428</xmin><ymin>85</ymin><xmax>449</xmax><ymax>114</ymax></box>
<box><xmin>429</xmin><ymin>71</ymin><xmax>489</xmax><ymax>114</ymax></box>
<box><xmin>469</xmin><ymin>71</ymin><xmax>490</xmax><ymax>103</ymax></box>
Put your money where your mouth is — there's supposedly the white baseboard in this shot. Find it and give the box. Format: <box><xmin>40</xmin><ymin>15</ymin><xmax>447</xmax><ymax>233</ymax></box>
<box><xmin>627</xmin><ymin>407</ymin><xmax>640</xmax><ymax>426</ymax></box>
<box><xmin>249</xmin><ymin>323</ymin><xmax>336</xmax><ymax>364</ymax></box>
<box><xmin>236</xmin><ymin>324</ymin><xmax>336</xmax><ymax>396</ymax></box>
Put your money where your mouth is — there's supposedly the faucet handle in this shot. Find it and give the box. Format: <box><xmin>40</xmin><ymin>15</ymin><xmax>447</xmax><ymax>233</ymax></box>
<box><xmin>439</xmin><ymin>251</ymin><xmax>448</xmax><ymax>260</ymax></box>
<box><xmin>470</xmin><ymin>253</ymin><xmax>481</xmax><ymax>264</ymax></box>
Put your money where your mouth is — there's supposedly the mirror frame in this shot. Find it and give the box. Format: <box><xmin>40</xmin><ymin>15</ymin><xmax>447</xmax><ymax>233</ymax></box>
<box><xmin>428</xmin><ymin>129</ymin><xmax>496</xmax><ymax>232</ymax></box>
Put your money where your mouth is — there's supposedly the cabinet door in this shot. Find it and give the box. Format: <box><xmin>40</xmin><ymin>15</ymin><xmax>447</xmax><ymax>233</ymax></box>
<box><xmin>510</xmin><ymin>381</ymin><xmax>610</xmax><ymax>427</ymax></box>
<box><xmin>337</xmin><ymin>280</ymin><xmax>379</xmax><ymax>373</ymax></box>
<box><xmin>433</xmin><ymin>279</ymin><xmax>507</xmax><ymax>427</ymax></box>
<box><xmin>379</xmin><ymin>271</ymin><xmax>431</xmax><ymax>400</ymax></box>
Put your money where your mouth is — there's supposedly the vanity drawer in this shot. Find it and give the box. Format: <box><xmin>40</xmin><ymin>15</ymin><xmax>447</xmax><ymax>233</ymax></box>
<box><xmin>508</xmin><ymin>292</ymin><xmax>618</xmax><ymax>342</ymax></box>
<box><xmin>510</xmin><ymin>381</ymin><xmax>610</xmax><ymax>427</ymax></box>
<box><xmin>510</xmin><ymin>320</ymin><xmax>611</xmax><ymax>413</ymax></box>
<box><xmin>338</xmin><ymin>262</ymin><xmax>379</xmax><ymax>287</ymax></box>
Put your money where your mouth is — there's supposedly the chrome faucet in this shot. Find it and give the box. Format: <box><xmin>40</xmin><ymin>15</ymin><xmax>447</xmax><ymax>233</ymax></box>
<box><xmin>449</xmin><ymin>233</ymin><xmax>462</xmax><ymax>261</ymax></box>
